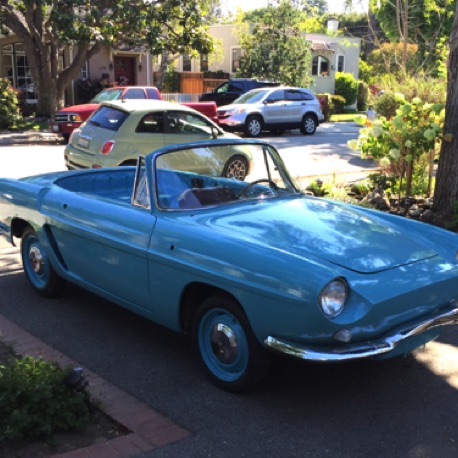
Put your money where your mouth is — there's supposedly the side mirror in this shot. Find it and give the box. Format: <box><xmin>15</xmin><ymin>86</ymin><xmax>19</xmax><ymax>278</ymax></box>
<box><xmin>211</xmin><ymin>126</ymin><xmax>219</xmax><ymax>139</ymax></box>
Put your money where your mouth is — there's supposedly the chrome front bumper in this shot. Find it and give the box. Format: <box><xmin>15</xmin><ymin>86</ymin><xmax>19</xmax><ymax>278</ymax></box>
<box><xmin>264</xmin><ymin>306</ymin><xmax>458</xmax><ymax>362</ymax></box>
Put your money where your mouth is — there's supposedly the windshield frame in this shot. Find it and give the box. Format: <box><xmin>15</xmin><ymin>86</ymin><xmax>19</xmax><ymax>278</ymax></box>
<box><xmin>149</xmin><ymin>139</ymin><xmax>301</xmax><ymax>212</ymax></box>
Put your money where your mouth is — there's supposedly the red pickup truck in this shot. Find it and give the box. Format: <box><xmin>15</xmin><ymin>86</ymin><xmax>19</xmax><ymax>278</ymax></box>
<box><xmin>51</xmin><ymin>86</ymin><xmax>218</xmax><ymax>142</ymax></box>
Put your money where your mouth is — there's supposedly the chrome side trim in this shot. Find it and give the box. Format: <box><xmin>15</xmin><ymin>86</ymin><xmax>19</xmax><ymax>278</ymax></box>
<box><xmin>264</xmin><ymin>306</ymin><xmax>458</xmax><ymax>362</ymax></box>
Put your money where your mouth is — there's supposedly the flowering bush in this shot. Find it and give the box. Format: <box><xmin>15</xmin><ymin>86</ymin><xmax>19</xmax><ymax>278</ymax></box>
<box><xmin>348</xmin><ymin>96</ymin><xmax>444</xmax><ymax>196</ymax></box>
<box><xmin>0</xmin><ymin>78</ymin><xmax>22</xmax><ymax>130</ymax></box>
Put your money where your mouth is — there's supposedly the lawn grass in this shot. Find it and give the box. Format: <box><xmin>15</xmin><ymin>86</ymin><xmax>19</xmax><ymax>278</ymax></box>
<box><xmin>329</xmin><ymin>113</ymin><xmax>364</xmax><ymax>122</ymax></box>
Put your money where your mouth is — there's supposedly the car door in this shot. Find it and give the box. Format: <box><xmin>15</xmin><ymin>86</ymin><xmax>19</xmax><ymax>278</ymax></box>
<box><xmin>124</xmin><ymin>111</ymin><xmax>166</xmax><ymax>158</ymax></box>
<box><xmin>163</xmin><ymin>110</ymin><xmax>216</xmax><ymax>146</ymax></box>
<box><xmin>285</xmin><ymin>89</ymin><xmax>307</xmax><ymax>123</ymax></box>
<box><xmin>261</xmin><ymin>89</ymin><xmax>287</xmax><ymax>125</ymax></box>
<box><xmin>46</xmin><ymin>189</ymin><xmax>156</xmax><ymax>311</ymax></box>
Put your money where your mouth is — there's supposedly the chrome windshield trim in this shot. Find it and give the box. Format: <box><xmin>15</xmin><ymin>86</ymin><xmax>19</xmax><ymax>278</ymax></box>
<box><xmin>264</xmin><ymin>306</ymin><xmax>458</xmax><ymax>362</ymax></box>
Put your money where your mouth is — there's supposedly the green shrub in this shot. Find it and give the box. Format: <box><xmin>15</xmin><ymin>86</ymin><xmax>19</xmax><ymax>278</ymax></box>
<box><xmin>163</xmin><ymin>66</ymin><xmax>180</xmax><ymax>93</ymax></box>
<box><xmin>371</xmin><ymin>74</ymin><xmax>446</xmax><ymax>105</ymax></box>
<box><xmin>349</xmin><ymin>97</ymin><xmax>443</xmax><ymax>197</ymax></box>
<box><xmin>334</xmin><ymin>72</ymin><xmax>358</xmax><ymax>106</ymax></box>
<box><xmin>0</xmin><ymin>356</ymin><xmax>91</xmax><ymax>444</ymax></box>
<box><xmin>0</xmin><ymin>78</ymin><xmax>22</xmax><ymax>130</ymax></box>
<box><xmin>374</xmin><ymin>92</ymin><xmax>400</xmax><ymax>119</ymax></box>
<box><xmin>328</xmin><ymin>94</ymin><xmax>346</xmax><ymax>114</ymax></box>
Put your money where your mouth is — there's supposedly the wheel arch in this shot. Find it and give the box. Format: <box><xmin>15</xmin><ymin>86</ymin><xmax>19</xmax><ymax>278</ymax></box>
<box><xmin>303</xmin><ymin>111</ymin><xmax>319</xmax><ymax>123</ymax></box>
<box><xmin>119</xmin><ymin>159</ymin><xmax>137</xmax><ymax>166</ymax></box>
<box><xmin>10</xmin><ymin>217</ymin><xmax>33</xmax><ymax>240</ymax></box>
<box><xmin>246</xmin><ymin>111</ymin><xmax>265</xmax><ymax>123</ymax></box>
<box><xmin>180</xmin><ymin>282</ymin><xmax>243</xmax><ymax>335</ymax></box>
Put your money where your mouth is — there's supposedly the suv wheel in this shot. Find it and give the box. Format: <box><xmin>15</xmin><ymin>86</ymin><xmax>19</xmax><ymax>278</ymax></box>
<box><xmin>245</xmin><ymin>115</ymin><xmax>263</xmax><ymax>138</ymax></box>
<box><xmin>300</xmin><ymin>114</ymin><xmax>317</xmax><ymax>135</ymax></box>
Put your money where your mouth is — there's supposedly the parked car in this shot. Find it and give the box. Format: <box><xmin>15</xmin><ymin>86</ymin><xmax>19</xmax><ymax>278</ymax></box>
<box><xmin>217</xmin><ymin>87</ymin><xmax>325</xmax><ymax>137</ymax></box>
<box><xmin>199</xmin><ymin>78</ymin><xmax>281</xmax><ymax>106</ymax></box>
<box><xmin>64</xmin><ymin>100</ymin><xmax>248</xmax><ymax>178</ymax></box>
<box><xmin>52</xmin><ymin>86</ymin><xmax>218</xmax><ymax>142</ymax></box>
<box><xmin>2</xmin><ymin>138</ymin><xmax>458</xmax><ymax>392</ymax></box>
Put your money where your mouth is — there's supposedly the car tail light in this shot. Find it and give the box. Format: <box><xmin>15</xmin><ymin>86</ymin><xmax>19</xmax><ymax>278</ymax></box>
<box><xmin>100</xmin><ymin>141</ymin><xmax>115</xmax><ymax>155</ymax></box>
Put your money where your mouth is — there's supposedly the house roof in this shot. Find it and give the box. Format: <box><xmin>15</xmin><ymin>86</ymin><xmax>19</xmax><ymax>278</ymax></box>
<box><xmin>310</xmin><ymin>42</ymin><xmax>335</xmax><ymax>53</ymax></box>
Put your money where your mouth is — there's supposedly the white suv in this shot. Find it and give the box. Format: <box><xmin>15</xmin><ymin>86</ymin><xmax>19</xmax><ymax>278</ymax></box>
<box><xmin>216</xmin><ymin>87</ymin><xmax>324</xmax><ymax>137</ymax></box>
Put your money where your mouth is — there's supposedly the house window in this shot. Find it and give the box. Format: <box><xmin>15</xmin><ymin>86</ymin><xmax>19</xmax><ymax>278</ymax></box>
<box><xmin>200</xmin><ymin>54</ymin><xmax>208</xmax><ymax>72</ymax></box>
<box><xmin>1</xmin><ymin>43</ymin><xmax>37</xmax><ymax>102</ymax></box>
<box><xmin>182</xmin><ymin>54</ymin><xmax>191</xmax><ymax>72</ymax></box>
<box><xmin>337</xmin><ymin>55</ymin><xmax>345</xmax><ymax>72</ymax></box>
<box><xmin>81</xmin><ymin>61</ymin><xmax>89</xmax><ymax>79</ymax></box>
<box><xmin>231</xmin><ymin>48</ymin><xmax>241</xmax><ymax>73</ymax></box>
<box><xmin>312</xmin><ymin>56</ymin><xmax>329</xmax><ymax>77</ymax></box>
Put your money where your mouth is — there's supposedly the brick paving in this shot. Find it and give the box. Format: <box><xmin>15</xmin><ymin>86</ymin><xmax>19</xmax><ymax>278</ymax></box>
<box><xmin>0</xmin><ymin>314</ymin><xmax>190</xmax><ymax>458</ymax></box>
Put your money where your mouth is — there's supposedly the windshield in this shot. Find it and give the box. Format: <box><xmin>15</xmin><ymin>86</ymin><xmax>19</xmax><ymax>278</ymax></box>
<box><xmin>232</xmin><ymin>89</ymin><xmax>270</xmax><ymax>104</ymax></box>
<box><xmin>153</xmin><ymin>142</ymin><xmax>299</xmax><ymax>210</ymax></box>
<box><xmin>91</xmin><ymin>89</ymin><xmax>124</xmax><ymax>103</ymax></box>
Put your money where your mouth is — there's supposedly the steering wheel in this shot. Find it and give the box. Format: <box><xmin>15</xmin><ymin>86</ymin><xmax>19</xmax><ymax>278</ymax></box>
<box><xmin>239</xmin><ymin>179</ymin><xmax>278</xmax><ymax>198</ymax></box>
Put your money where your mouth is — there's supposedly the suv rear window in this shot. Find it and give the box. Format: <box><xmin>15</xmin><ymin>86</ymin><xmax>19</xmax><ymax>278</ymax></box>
<box><xmin>146</xmin><ymin>88</ymin><xmax>161</xmax><ymax>99</ymax></box>
<box><xmin>89</xmin><ymin>106</ymin><xmax>129</xmax><ymax>131</ymax></box>
<box><xmin>92</xmin><ymin>89</ymin><xmax>124</xmax><ymax>102</ymax></box>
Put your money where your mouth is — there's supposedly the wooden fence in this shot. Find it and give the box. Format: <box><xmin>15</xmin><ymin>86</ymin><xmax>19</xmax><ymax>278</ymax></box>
<box><xmin>179</xmin><ymin>73</ymin><xmax>225</xmax><ymax>94</ymax></box>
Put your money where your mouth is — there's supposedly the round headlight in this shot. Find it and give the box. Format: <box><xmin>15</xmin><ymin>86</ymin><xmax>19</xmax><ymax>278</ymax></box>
<box><xmin>319</xmin><ymin>278</ymin><xmax>348</xmax><ymax>318</ymax></box>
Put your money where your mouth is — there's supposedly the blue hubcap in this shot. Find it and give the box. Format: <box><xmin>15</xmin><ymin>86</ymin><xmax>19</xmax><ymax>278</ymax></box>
<box><xmin>198</xmin><ymin>308</ymin><xmax>249</xmax><ymax>382</ymax></box>
<box><xmin>24</xmin><ymin>236</ymin><xmax>49</xmax><ymax>288</ymax></box>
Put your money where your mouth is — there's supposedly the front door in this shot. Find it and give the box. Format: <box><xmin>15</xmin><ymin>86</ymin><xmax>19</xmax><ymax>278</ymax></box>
<box><xmin>114</xmin><ymin>56</ymin><xmax>135</xmax><ymax>86</ymax></box>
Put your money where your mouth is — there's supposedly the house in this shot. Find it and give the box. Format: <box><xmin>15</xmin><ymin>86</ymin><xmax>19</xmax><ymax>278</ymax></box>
<box><xmin>0</xmin><ymin>20</ymin><xmax>360</xmax><ymax>106</ymax></box>
<box><xmin>170</xmin><ymin>21</ymin><xmax>361</xmax><ymax>95</ymax></box>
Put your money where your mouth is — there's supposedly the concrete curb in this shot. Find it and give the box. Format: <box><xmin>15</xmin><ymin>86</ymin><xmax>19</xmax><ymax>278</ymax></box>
<box><xmin>0</xmin><ymin>132</ymin><xmax>64</xmax><ymax>145</ymax></box>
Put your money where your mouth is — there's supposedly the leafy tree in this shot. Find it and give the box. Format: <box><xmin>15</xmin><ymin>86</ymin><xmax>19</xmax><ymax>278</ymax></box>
<box><xmin>236</xmin><ymin>0</ymin><xmax>312</xmax><ymax>86</ymax></box>
<box><xmin>367</xmin><ymin>42</ymin><xmax>419</xmax><ymax>76</ymax></box>
<box><xmin>0</xmin><ymin>0</ymin><xmax>214</xmax><ymax>116</ymax></box>
<box><xmin>369</xmin><ymin>0</ymin><xmax>456</xmax><ymax>76</ymax></box>
<box><xmin>302</xmin><ymin>0</ymin><xmax>328</xmax><ymax>15</ymax></box>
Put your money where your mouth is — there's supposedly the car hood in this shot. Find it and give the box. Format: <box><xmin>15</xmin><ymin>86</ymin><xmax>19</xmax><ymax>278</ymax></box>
<box><xmin>205</xmin><ymin>197</ymin><xmax>438</xmax><ymax>274</ymax></box>
<box><xmin>217</xmin><ymin>103</ymin><xmax>253</xmax><ymax>112</ymax></box>
<box><xmin>57</xmin><ymin>103</ymin><xmax>101</xmax><ymax>116</ymax></box>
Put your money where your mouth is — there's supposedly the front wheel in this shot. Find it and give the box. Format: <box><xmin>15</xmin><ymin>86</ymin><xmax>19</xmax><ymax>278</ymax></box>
<box><xmin>244</xmin><ymin>115</ymin><xmax>263</xmax><ymax>138</ymax></box>
<box><xmin>300</xmin><ymin>114</ymin><xmax>317</xmax><ymax>135</ymax></box>
<box><xmin>192</xmin><ymin>295</ymin><xmax>271</xmax><ymax>392</ymax></box>
<box><xmin>21</xmin><ymin>227</ymin><xmax>66</xmax><ymax>298</ymax></box>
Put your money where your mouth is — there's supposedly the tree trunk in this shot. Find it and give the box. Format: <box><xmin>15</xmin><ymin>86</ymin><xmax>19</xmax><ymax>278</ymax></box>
<box><xmin>3</xmin><ymin>6</ymin><xmax>100</xmax><ymax>117</ymax></box>
<box><xmin>433</xmin><ymin>3</ymin><xmax>458</xmax><ymax>218</ymax></box>
<box><xmin>155</xmin><ymin>50</ymin><xmax>169</xmax><ymax>91</ymax></box>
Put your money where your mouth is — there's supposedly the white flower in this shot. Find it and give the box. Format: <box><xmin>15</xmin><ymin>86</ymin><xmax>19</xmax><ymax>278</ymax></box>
<box><xmin>389</xmin><ymin>149</ymin><xmax>401</xmax><ymax>159</ymax></box>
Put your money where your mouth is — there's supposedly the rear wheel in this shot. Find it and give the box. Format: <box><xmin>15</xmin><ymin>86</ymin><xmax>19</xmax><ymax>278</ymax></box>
<box><xmin>300</xmin><ymin>114</ymin><xmax>317</xmax><ymax>135</ymax></box>
<box><xmin>244</xmin><ymin>115</ymin><xmax>263</xmax><ymax>138</ymax></box>
<box><xmin>192</xmin><ymin>294</ymin><xmax>271</xmax><ymax>392</ymax></box>
<box><xmin>21</xmin><ymin>227</ymin><xmax>66</xmax><ymax>298</ymax></box>
<box><xmin>222</xmin><ymin>155</ymin><xmax>249</xmax><ymax>180</ymax></box>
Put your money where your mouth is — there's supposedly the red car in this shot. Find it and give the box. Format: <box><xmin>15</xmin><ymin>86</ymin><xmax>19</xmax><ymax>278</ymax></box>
<box><xmin>52</xmin><ymin>86</ymin><xmax>162</xmax><ymax>142</ymax></box>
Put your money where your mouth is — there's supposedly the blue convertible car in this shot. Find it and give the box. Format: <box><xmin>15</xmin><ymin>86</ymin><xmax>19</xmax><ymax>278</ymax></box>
<box><xmin>1</xmin><ymin>139</ymin><xmax>458</xmax><ymax>392</ymax></box>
